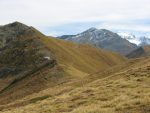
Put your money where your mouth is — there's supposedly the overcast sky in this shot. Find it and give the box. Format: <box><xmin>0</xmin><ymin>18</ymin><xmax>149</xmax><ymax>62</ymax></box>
<box><xmin>0</xmin><ymin>0</ymin><xmax>150</xmax><ymax>36</ymax></box>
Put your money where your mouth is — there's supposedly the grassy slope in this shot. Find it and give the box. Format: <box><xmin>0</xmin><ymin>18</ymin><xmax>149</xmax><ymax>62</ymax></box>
<box><xmin>0</xmin><ymin>25</ymin><xmax>149</xmax><ymax>113</ymax></box>
<box><xmin>0</xmin><ymin>25</ymin><xmax>133</xmax><ymax>113</ymax></box>
<box><xmin>0</xmin><ymin>30</ymin><xmax>149</xmax><ymax>113</ymax></box>
<box><xmin>127</xmin><ymin>45</ymin><xmax>150</xmax><ymax>58</ymax></box>
<box><xmin>0</xmin><ymin>29</ymin><xmax>127</xmax><ymax>106</ymax></box>
<box><xmin>143</xmin><ymin>45</ymin><xmax>150</xmax><ymax>56</ymax></box>
<box><xmin>38</xmin><ymin>35</ymin><xmax>127</xmax><ymax>76</ymax></box>
<box><xmin>0</xmin><ymin>55</ymin><xmax>150</xmax><ymax>113</ymax></box>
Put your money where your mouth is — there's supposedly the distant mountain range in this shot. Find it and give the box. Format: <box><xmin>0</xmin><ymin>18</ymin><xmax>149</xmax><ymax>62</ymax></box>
<box><xmin>59</xmin><ymin>28</ymin><xmax>138</xmax><ymax>55</ymax></box>
<box><xmin>118</xmin><ymin>32</ymin><xmax>150</xmax><ymax>46</ymax></box>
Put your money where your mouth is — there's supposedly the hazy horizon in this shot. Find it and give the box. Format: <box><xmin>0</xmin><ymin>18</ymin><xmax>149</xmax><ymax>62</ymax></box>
<box><xmin>0</xmin><ymin>0</ymin><xmax>150</xmax><ymax>37</ymax></box>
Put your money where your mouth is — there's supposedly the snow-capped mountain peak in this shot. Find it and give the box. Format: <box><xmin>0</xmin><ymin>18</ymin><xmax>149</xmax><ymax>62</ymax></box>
<box><xmin>86</xmin><ymin>27</ymin><xmax>97</xmax><ymax>32</ymax></box>
<box><xmin>117</xmin><ymin>32</ymin><xmax>150</xmax><ymax>46</ymax></box>
<box><xmin>59</xmin><ymin>29</ymin><xmax>137</xmax><ymax>55</ymax></box>
<box><xmin>117</xmin><ymin>32</ymin><xmax>141</xmax><ymax>45</ymax></box>
<box><xmin>118</xmin><ymin>32</ymin><xmax>135</xmax><ymax>39</ymax></box>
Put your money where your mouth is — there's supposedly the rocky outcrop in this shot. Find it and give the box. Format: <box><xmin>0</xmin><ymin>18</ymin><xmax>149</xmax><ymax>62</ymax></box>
<box><xmin>0</xmin><ymin>22</ymin><xmax>56</xmax><ymax>77</ymax></box>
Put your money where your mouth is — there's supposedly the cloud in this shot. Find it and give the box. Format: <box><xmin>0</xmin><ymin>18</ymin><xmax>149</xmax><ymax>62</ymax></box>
<box><xmin>0</xmin><ymin>0</ymin><xmax>149</xmax><ymax>36</ymax></box>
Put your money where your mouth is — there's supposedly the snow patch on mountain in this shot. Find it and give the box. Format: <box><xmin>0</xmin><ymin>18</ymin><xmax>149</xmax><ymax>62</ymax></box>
<box><xmin>118</xmin><ymin>32</ymin><xmax>150</xmax><ymax>46</ymax></box>
<box><xmin>118</xmin><ymin>32</ymin><xmax>141</xmax><ymax>45</ymax></box>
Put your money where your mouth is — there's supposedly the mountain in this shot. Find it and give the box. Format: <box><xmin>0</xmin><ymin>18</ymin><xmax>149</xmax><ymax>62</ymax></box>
<box><xmin>0</xmin><ymin>22</ymin><xmax>150</xmax><ymax>113</ymax></box>
<box><xmin>59</xmin><ymin>28</ymin><xmax>137</xmax><ymax>55</ymax></box>
<box><xmin>1</xmin><ymin>45</ymin><xmax>150</xmax><ymax>113</ymax></box>
<box><xmin>0</xmin><ymin>22</ymin><xmax>56</xmax><ymax>77</ymax></box>
<box><xmin>0</xmin><ymin>22</ymin><xmax>127</xmax><ymax>105</ymax></box>
<box><xmin>139</xmin><ymin>36</ymin><xmax>150</xmax><ymax>46</ymax></box>
<box><xmin>117</xmin><ymin>32</ymin><xmax>141</xmax><ymax>45</ymax></box>
<box><xmin>40</xmin><ymin>33</ymin><xmax>127</xmax><ymax>75</ymax></box>
<box><xmin>0</xmin><ymin>22</ymin><xmax>127</xmax><ymax>77</ymax></box>
<box><xmin>126</xmin><ymin>45</ymin><xmax>150</xmax><ymax>58</ymax></box>
<box><xmin>0</xmin><ymin>22</ymin><xmax>29</xmax><ymax>47</ymax></box>
<box><xmin>118</xmin><ymin>32</ymin><xmax>150</xmax><ymax>46</ymax></box>
<box><xmin>58</xmin><ymin>35</ymin><xmax>76</xmax><ymax>39</ymax></box>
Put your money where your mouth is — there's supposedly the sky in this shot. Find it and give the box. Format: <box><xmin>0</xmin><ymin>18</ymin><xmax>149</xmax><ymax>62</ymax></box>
<box><xmin>0</xmin><ymin>0</ymin><xmax>150</xmax><ymax>37</ymax></box>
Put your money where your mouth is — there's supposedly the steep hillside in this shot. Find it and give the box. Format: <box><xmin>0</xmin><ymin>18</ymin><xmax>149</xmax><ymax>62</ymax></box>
<box><xmin>0</xmin><ymin>22</ymin><xmax>56</xmax><ymax>78</ymax></box>
<box><xmin>0</xmin><ymin>22</ymin><xmax>149</xmax><ymax>113</ymax></box>
<box><xmin>39</xmin><ymin>36</ymin><xmax>127</xmax><ymax>75</ymax></box>
<box><xmin>126</xmin><ymin>45</ymin><xmax>150</xmax><ymax>58</ymax></box>
<box><xmin>0</xmin><ymin>53</ymin><xmax>150</xmax><ymax>113</ymax></box>
<box><xmin>59</xmin><ymin>28</ymin><xmax>137</xmax><ymax>55</ymax></box>
<box><xmin>0</xmin><ymin>22</ymin><xmax>29</xmax><ymax>48</ymax></box>
<box><xmin>0</xmin><ymin>22</ymin><xmax>127</xmax><ymax>105</ymax></box>
<box><xmin>0</xmin><ymin>22</ymin><xmax>58</xmax><ymax>103</ymax></box>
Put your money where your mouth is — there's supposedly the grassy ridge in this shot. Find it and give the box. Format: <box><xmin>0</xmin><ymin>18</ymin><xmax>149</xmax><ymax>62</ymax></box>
<box><xmin>0</xmin><ymin>24</ymin><xmax>132</xmax><ymax>113</ymax></box>
<box><xmin>38</xmin><ymin>35</ymin><xmax>127</xmax><ymax>76</ymax></box>
<box><xmin>1</xmin><ymin>56</ymin><xmax>150</xmax><ymax>113</ymax></box>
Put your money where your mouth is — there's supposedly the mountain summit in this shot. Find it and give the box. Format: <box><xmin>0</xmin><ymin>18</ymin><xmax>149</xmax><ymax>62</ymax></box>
<box><xmin>0</xmin><ymin>22</ymin><xmax>56</xmax><ymax>77</ymax></box>
<box><xmin>59</xmin><ymin>28</ymin><xmax>137</xmax><ymax>55</ymax></box>
<box><xmin>0</xmin><ymin>21</ymin><xmax>30</xmax><ymax>47</ymax></box>
<box><xmin>0</xmin><ymin>22</ymin><xmax>149</xmax><ymax>113</ymax></box>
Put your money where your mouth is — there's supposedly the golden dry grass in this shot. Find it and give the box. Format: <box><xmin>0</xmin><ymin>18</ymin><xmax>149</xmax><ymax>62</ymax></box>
<box><xmin>37</xmin><ymin>35</ymin><xmax>127</xmax><ymax>76</ymax></box>
<box><xmin>0</xmin><ymin>31</ymin><xmax>149</xmax><ymax>113</ymax></box>
<box><xmin>0</xmin><ymin>57</ymin><xmax>150</xmax><ymax>113</ymax></box>
<box><xmin>0</xmin><ymin>30</ymin><xmax>127</xmax><ymax>104</ymax></box>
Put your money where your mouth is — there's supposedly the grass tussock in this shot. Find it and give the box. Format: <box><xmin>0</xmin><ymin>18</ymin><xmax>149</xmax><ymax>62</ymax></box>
<box><xmin>29</xmin><ymin>95</ymin><xmax>50</xmax><ymax>103</ymax></box>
